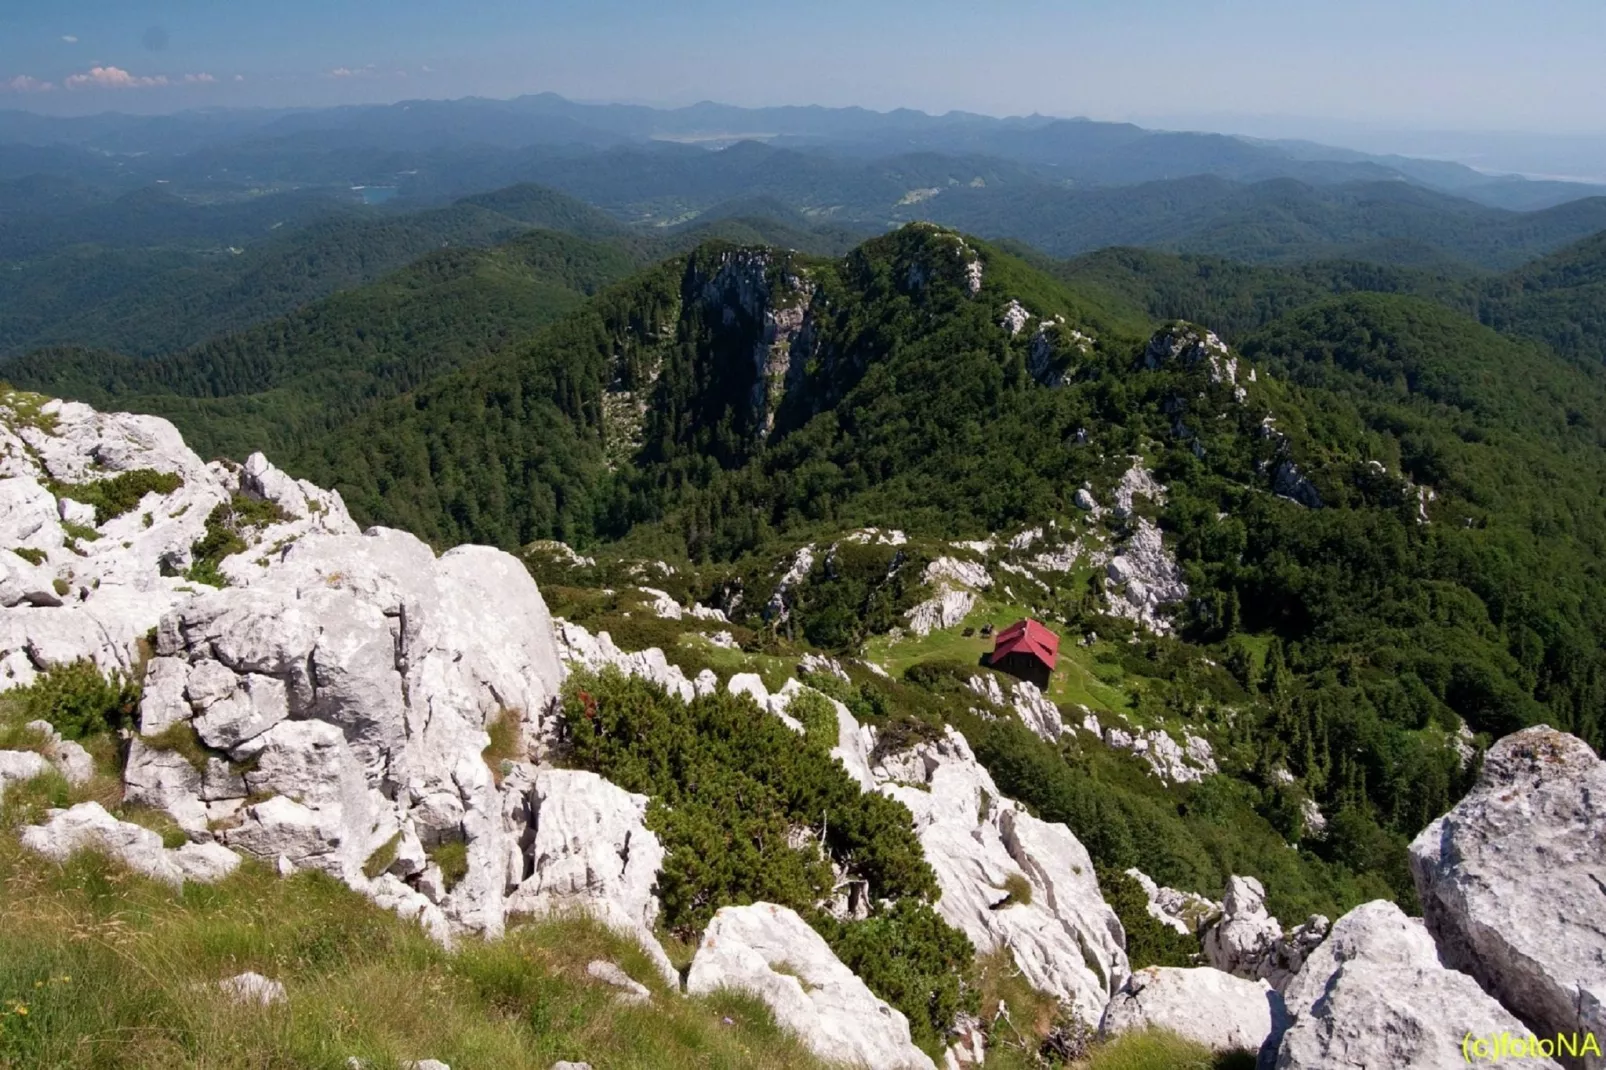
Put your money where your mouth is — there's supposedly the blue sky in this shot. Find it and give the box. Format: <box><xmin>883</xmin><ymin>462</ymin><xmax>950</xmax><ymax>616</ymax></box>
<box><xmin>1</xmin><ymin>0</ymin><xmax>1603</xmax><ymax>133</ymax></box>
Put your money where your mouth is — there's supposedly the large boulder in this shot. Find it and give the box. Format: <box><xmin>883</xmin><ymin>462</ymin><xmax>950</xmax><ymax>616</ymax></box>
<box><xmin>1409</xmin><ymin>726</ymin><xmax>1605</xmax><ymax>1068</ymax></box>
<box><xmin>138</xmin><ymin>527</ymin><xmax>566</xmax><ymax>939</ymax></box>
<box><xmin>686</xmin><ymin>903</ymin><xmax>936</xmax><ymax>1070</ymax></box>
<box><xmin>502</xmin><ymin>766</ymin><xmax>676</xmax><ymax>985</ymax></box>
<box><xmin>0</xmin><ymin>748</ymin><xmax>52</xmax><ymax>799</ymax></box>
<box><xmin>1100</xmin><ymin>966</ymin><xmax>1281</xmax><ymax>1054</ymax></box>
<box><xmin>871</xmin><ymin>725</ymin><xmax>1128</xmax><ymax>1022</ymax></box>
<box><xmin>1272</xmin><ymin>900</ymin><xmax>1560</xmax><ymax>1070</ymax></box>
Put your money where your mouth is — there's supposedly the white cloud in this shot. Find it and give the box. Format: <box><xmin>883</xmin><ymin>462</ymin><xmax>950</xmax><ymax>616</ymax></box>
<box><xmin>233</xmin><ymin>74</ymin><xmax>245</xmax><ymax>82</ymax></box>
<box><xmin>182</xmin><ymin>72</ymin><xmax>216</xmax><ymax>84</ymax></box>
<box><xmin>2</xmin><ymin>75</ymin><xmax>56</xmax><ymax>93</ymax></box>
<box><xmin>327</xmin><ymin>63</ymin><xmax>378</xmax><ymax>79</ymax></box>
<box><xmin>65</xmin><ymin>65</ymin><xmax>168</xmax><ymax>90</ymax></box>
<box><xmin>61</xmin><ymin>35</ymin><xmax>79</xmax><ymax>44</ymax></box>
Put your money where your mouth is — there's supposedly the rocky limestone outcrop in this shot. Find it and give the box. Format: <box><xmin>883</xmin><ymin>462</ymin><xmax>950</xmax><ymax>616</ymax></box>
<box><xmin>500</xmin><ymin>766</ymin><xmax>677</xmax><ymax>986</ymax></box>
<box><xmin>0</xmin><ymin>395</ymin><xmax>357</xmax><ymax>691</ymax></box>
<box><xmin>1102</xmin><ymin>723</ymin><xmax>1217</xmax><ymax>784</ymax></box>
<box><xmin>1271</xmin><ymin>900</ymin><xmax>1560</xmax><ymax>1070</ymax></box>
<box><xmin>1409</xmin><ymin>726</ymin><xmax>1605</xmax><ymax>1067</ymax></box>
<box><xmin>1204</xmin><ymin>876</ymin><xmax>1330</xmax><ymax>991</ymax></box>
<box><xmin>1143</xmin><ymin>324</ymin><xmax>1247</xmax><ymax>403</ymax></box>
<box><xmin>133</xmin><ymin>526</ymin><xmax>565</xmax><ymax>941</ymax></box>
<box><xmin>869</xmin><ymin>725</ymin><xmax>1128</xmax><ymax>1022</ymax></box>
<box><xmin>218</xmin><ymin>971</ymin><xmax>288</xmax><ymax>1007</ymax></box>
<box><xmin>905</xmin><ymin>588</ymin><xmax>977</xmax><ymax>636</ymax></box>
<box><xmin>554</xmin><ymin>619</ymin><xmax>716</xmax><ymax>704</ymax></box>
<box><xmin>1104</xmin><ymin>519</ymin><xmax>1188</xmax><ymax>633</ymax></box>
<box><xmin>686</xmin><ymin>903</ymin><xmax>937</xmax><ymax>1070</ymax></box>
<box><xmin>765</xmin><ymin>545</ymin><xmax>815</xmax><ymax>623</ymax></box>
<box><xmin>1125</xmin><ymin>868</ymin><xmax>1221</xmax><ymax>936</ymax></box>
<box><xmin>0</xmin><ymin>748</ymin><xmax>53</xmax><ymax>800</ymax></box>
<box><xmin>22</xmin><ymin>801</ymin><xmax>240</xmax><ymax>886</ymax></box>
<box><xmin>905</xmin><ymin>556</ymin><xmax>989</xmax><ymax>637</ymax></box>
<box><xmin>1100</xmin><ymin>966</ymin><xmax>1281</xmax><ymax>1054</ymax></box>
<box><xmin>19</xmin><ymin>720</ymin><xmax>94</xmax><ymax>784</ymax></box>
<box><xmin>967</xmin><ymin>673</ymin><xmax>1068</xmax><ymax>741</ymax></box>
<box><xmin>1111</xmin><ymin>461</ymin><xmax>1167</xmax><ymax>521</ymax></box>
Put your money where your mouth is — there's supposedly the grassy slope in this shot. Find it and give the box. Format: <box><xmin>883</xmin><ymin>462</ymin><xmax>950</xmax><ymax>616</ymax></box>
<box><xmin>0</xmin><ymin>663</ymin><xmax>1235</xmax><ymax>1070</ymax></box>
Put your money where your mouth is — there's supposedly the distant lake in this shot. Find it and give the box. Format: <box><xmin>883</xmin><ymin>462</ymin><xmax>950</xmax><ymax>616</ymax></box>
<box><xmin>353</xmin><ymin>186</ymin><xmax>398</xmax><ymax>205</ymax></box>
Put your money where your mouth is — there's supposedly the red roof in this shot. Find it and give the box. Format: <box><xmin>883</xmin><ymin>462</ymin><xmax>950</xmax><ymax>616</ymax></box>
<box><xmin>991</xmin><ymin>618</ymin><xmax>1059</xmax><ymax>671</ymax></box>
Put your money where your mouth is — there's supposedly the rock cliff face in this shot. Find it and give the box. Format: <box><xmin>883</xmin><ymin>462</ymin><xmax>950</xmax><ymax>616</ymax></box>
<box><xmin>1409</xmin><ymin>726</ymin><xmax>1605</xmax><ymax>1069</ymax></box>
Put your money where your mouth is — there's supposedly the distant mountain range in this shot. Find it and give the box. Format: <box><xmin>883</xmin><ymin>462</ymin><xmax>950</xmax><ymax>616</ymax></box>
<box><xmin>4</xmin><ymin>93</ymin><xmax>1605</xmax><ymax>212</ymax></box>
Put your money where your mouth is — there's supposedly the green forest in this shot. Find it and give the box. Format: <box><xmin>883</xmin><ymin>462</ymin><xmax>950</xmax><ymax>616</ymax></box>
<box><xmin>7</xmin><ymin>190</ymin><xmax>1606</xmax><ymax>948</ymax></box>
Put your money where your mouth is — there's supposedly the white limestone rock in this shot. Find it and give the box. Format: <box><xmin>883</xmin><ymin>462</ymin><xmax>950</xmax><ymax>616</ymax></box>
<box><xmin>874</xmin><ymin>726</ymin><xmax>1128</xmax><ymax>1022</ymax></box>
<box><xmin>1125</xmin><ymin>868</ymin><xmax>1221</xmax><ymax>936</ymax></box>
<box><xmin>123</xmin><ymin>737</ymin><xmax>210</xmax><ymax>834</ymax></box>
<box><xmin>1103</xmin><ymin>724</ymin><xmax>1217</xmax><ymax>784</ymax></box>
<box><xmin>1000</xmin><ymin>299</ymin><xmax>1032</xmax><ymax>337</ymax></box>
<box><xmin>905</xmin><ymin>588</ymin><xmax>976</xmax><ymax>637</ymax></box>
<box><xmin>765</xmin><ymin>545</ymin><xmax>814</xmax><ymax>622</ymax></box>
<box><xmin>799</xmin><ymin>652</ymin><xmax>851</xmax><ymax>682</ymax></box>
<box><xmin>1204</xmin><ymin>876</ymin><xmax>1329</xmax><ymax>992</ymax></box>
<box><xmin>0</xmin><ymin>748</ymin><xmax>52</xmax><ymax>799</ymax></box>
<box><xmin>637</xmin><ymin>587</ymin><xmax>683</xmax><ymax>621</ymax></box>
<box><xmin>1143</xmin><ymin>324</ymin><xmax>1240</xmax><ymax>391</ymax></box>
<box><xmin>0</xmin><ymin>476</ymin><xmax>66</xmax><ymax>550</ymax></box>
<box><xmin>218</xmin><ymin>972</ymin><xmax>287</xmax><ymax>1008</ymax></box>
<box><xmin>1100</xmin><ymin>966</ymin><xmax>1280</xmax><ymax>1054</ymax></box>
<box><xmin>1273</xmin><ymin>900</ymin><xmax>1559</xmax><ymax>1070</ymax></box>
<box><xmin>1112</xmin><ymin>462</ymin><xmax>1167</xmax><ymax>521</ymax></box>
<box><xmin>1007</xmin><ymin>679</ymin><xmax>1065</xmax><ymax>741</ymax></box>
<box><xmin>19</xmin><ymin>720</ymin><xmax>95</xmax><ymax>785</ymax></box>
<box><xmin>135</xmin><ymin>526</ymin><xmax>565</xmax><ymax>940</ymax></box>
<box><xmin>555</xmin><ymin>619</ymin><xmax>697</xmax><ymax>703</ymax></box>
<box><xmin>503</xmin><ymin>767</ymin><xmax>676</xmax><ymax>986</ymax></box>
<box><xmin>1104</xmin><ymin>519</ymin><xmax>1187</xmax><ymax>633</ymax></box>
<box><xmin>586</xmin><ymin>959</ymin><xmax>652</xmax><ymax>1005</ymax></box>
<box><xmin>0</xmin><ymin>548</ymin><xmax>63</xmax><ymax>608</ymax></box>
<box><xmin>173</xmin><ymin>840</ymin><xmax>243</xmax><ymax>883</ymax></box>
<box><xmin>19</xmin><ymin>801</ymin><xmax>241</xmax><ymax>887</ymax></box>
<box><xmin>687</xmin><ymin>903</ymin><xmax>936</xmax><ymax>1070</ymax></box>
<box><xmin>1409</xmin><ymin>726</ymin><xmax>1605</xmax><ymax>1066</ymax></box>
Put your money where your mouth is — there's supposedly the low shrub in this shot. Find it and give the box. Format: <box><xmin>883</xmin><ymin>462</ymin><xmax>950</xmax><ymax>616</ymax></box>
<box><xmin>51</xmin><ymin>469</ymin><xmax>184</xmax><ymax>525</ymax></box>
<box><xmin>6</xmin><ymin>661</ymin><xmax>140</xmax><ymax>742</ymax></box>
<box><xmin>1097</xmin><ymin>868</ymin><xmax>1199</xmax><ymax>969</ymax></box>
<box><xmin>559</xmin><ymin>669</ymin><xmax>969</xmax><ymax>1045</ymax></box>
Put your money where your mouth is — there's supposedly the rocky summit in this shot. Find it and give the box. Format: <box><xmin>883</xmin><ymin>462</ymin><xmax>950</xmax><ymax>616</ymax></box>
<box><xmin>0</xmin><ymin>389</ymin><xmax>1601</xmax><ymax>1068</ymax></box>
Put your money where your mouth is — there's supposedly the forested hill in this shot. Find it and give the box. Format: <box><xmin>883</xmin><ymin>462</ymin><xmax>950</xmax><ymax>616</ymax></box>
<box><xmin>0</xmin><ymin>228</ymin><xmax>645</xmax><ymax>460</ymax></box>
<box><xmin>1056</xmin><ymin>229</ymin><xmax>1606</xmax><ymax>375</ymax></box>
<box><xmin>267</xmin><ymin>224</ymin><xmax>1606</xmax><ymax>925</ymax></box>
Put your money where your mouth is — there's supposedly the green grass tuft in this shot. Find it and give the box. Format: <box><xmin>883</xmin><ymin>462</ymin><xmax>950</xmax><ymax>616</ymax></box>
<box><xmin>428</xmin><ymin>842</ymin><xmax>470</xmax><ymax>892</ymax></box>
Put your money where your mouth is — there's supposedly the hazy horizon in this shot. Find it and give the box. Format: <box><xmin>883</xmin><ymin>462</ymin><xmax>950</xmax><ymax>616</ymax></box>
<box><xmin>3</xmin><ymin>0</ymin><xmax>1604</xmax><ymax>131</ymax></box>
